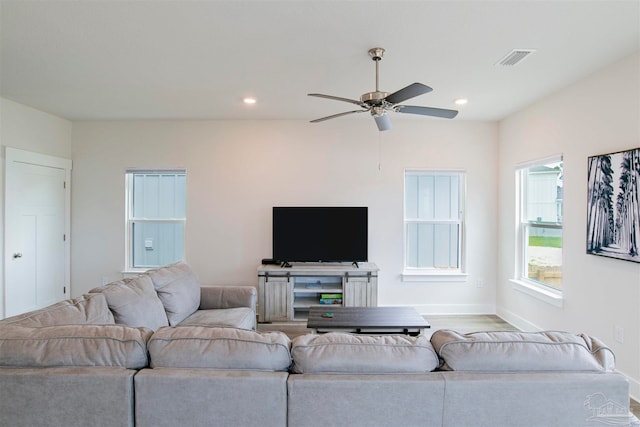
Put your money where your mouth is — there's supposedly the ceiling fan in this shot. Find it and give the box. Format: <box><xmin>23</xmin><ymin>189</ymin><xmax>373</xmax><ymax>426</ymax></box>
<box><xmin>308</xmin><ymin>47</ymin><xmax>458</xmax><ymax>131</ymax></box>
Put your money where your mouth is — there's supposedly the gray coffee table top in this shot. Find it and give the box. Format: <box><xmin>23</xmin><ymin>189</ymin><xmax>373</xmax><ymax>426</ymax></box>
<box><xmin>307</xmin><ymin>306</ymin><xmax>430</xmax><ymax>335</ymax></box>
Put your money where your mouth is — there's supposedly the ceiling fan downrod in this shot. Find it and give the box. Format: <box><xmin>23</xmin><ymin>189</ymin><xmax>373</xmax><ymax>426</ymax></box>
<box><xmin>369</xmin><ymin>47</ymin><xmax>385</xmax><ymax>92</ymax></box>
<box><xmin>362</xmin><ymin>48</ymin><xmax>389</xmax><ymax>108</ymax></box>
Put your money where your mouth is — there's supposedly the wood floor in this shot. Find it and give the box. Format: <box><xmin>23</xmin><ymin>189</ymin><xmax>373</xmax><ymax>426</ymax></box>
<box><xmin>258</xmin><ymin>313</ymin><xmax>640</xmax><ymax>418</ymax></box>
<box><xmin>632</xmin><ymin>399</ymin><xmax>640</xmax><ymax>418</ymax></box>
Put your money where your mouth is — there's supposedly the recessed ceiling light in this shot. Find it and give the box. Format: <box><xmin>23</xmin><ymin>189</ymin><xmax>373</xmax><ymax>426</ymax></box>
<box><xmin>243</xmin><ymin>97</ymin><xmax>257</xmax><ymax>105</ymax></box>
<box><xmin>454</xmin><ymin>98</ymin><xmax>468</xmax><ymax>106</ymax></box>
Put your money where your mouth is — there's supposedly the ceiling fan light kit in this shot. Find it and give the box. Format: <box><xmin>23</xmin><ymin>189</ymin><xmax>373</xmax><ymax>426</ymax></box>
<box><xmin>309</xmin><ymin>47</ymin><xmax>458</xmax><ymax>131</ymax></box>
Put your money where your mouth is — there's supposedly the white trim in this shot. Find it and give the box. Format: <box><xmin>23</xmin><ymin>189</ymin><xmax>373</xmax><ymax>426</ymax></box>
<box><xmin>402</xmin><ymin>270</ymin><xmax>468</xmax><ymax>282</ymax></box>
<box><xmin>625</xmin><ymin>369</ymin><xmax>640</xmax><ymax>402</ymax></box>
<box><xmin>121</xmin><ymin>270</ymin><xmax>148</xmax><ymax>279</ymax></box>
<box><xmin>510</xmin><ymin>279</ymin><xmax>564</xmax><ymax>308</ymax></box>
<box><xmin>496</xmin><ymin>306</ymin><xmax>543</xmax><ymax>331</ymax></box>
<box><xmin>125</xmin><ymin>167</ymin><xmax>186</xmax><ymax>174</ymax></box>
<box><xmin>515</xmin><ymin>156</ymin><xmax>564</xmax><ymax>292</ymax></box>
<box><xmin>404</xmin><ymin>303</ymin><xmax>496</xmax><ymax>316</ymax></box>
<box><xmin>405</xmin><ymin>168</ymin><xmax>466</xmax><ymax>175</ymax></box>
<box><xmin>4</xmin><ymin>147</ymin><xmax>72</xmax><ymax>317</ymax></box>
<box><xmin>6</xmin><ymin>147</ymin><xmax>72</xmax><ymax>170</ymax></box>
<box><xmin>515</xmin><ymin>153</ymin><xmax>563</xmax><ymax>170</ymax></box>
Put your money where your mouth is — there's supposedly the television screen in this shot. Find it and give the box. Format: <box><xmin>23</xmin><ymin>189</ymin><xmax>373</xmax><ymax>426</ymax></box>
<box><xmin>272</xmin><ymin>207</ymin><xmax>368</xmax><ymax>263</ymax></box>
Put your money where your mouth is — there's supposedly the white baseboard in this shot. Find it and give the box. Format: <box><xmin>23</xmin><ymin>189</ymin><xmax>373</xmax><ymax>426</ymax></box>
<box><xmin>404</xmin><ymin>303</ymin><xmax>497</xmax><ymax>316</ymax></box>
<box><xmin>495</xmin><ymin>306</ymin><xmax>543</xmax><ymax>331</ymax></box>
<box><xmin>619</xmin><ymin>368</ymin><xmax>640</xmax><ymax>402</ymax></box>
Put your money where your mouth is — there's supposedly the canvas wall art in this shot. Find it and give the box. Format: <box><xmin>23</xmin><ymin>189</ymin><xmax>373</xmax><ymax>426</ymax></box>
<box><xmin>586</xmin><ymin>147</ymin><xmax>639</xmax><ymax>263</ymax></box>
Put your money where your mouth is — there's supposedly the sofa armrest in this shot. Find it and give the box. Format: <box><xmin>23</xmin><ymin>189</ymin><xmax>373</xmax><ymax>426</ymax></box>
<box><xmin>199</xmin><ymin>286</ymin><xmax>257</xmax><ymax>311</ymax></box>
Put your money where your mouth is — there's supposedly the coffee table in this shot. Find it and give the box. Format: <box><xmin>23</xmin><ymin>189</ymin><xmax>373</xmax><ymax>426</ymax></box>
<box><xmin>307</xmin><ymin>306</ymin><xmax>430</xmax><ymax>336</ymax></box>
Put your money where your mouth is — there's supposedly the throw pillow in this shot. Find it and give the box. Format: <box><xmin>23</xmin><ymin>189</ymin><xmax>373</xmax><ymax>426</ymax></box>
<box><xmin>146</xmin><ymin>262</ymin><xmax>201</xmax><ymax>325</ymax></box>
<box><xmin>90</xmin><ymin>275</ymin><xmax>168</xmax><ymax>331</ymax></box>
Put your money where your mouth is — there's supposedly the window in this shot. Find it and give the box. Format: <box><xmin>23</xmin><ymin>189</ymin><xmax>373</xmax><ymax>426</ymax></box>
<box><xmin>404</xmin><ymin>170</ymin><xmax>465</xmax><ymax>276</ymax></box>
<box><xmin>126</xmin><ymin>170</ymin><xmax>186</xmax><ymax>270</ymax></box>
<box><xmin>516</xmin><ymin>156</ymin><xmax>563</xmax><ymax>290</ymax></box>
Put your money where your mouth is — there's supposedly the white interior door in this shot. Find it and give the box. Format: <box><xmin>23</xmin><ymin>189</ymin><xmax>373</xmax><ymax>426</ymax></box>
<box><xmin>4</xmin><ymin>147</ymin><xmax>71</xmax><ymax>317</ymax></box>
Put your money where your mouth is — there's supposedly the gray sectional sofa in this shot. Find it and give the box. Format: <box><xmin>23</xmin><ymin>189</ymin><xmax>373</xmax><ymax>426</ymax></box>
<box><xmin>0</xmin><ymin>262</ymin><xmax>257</xmax><ymax>427</ymax></box>
<box><xmin>0</xmin><ymin>262</ymin><xmax>637</xmax><ymax>427</ymax></box>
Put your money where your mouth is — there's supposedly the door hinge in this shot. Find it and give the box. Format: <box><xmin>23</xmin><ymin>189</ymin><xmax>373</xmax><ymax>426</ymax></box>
<box><xmin>64</xmin><ymin>181</ymin><xmax>66</xmax><ymax>189</ymax></box>
<box><xmin>63</xmin><ymin>286</ymin><xmax>67</xmax><ymax>294</ymax></box>
<box><xmin>63</xmin><ymin>234</ymin><xmax>66</xmax><ymax>241</ymax></box>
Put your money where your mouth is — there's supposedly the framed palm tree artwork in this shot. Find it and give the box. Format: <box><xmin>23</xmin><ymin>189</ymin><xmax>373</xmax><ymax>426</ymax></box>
<box><xmin>586</xmin><ymin>147</ymin><xmax>639</xmax><ymax>263</ymax></box>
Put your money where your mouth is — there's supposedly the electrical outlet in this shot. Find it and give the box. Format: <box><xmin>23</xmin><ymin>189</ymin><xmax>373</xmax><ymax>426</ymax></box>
<box><xmin>102</xmin><ymin>276</ymin><xmax>110</xmax><ymax>285</ymax></box>
<box><xmin>614</xmin><ymin>325</ymin><xmax>624</xmax><ymax>343</ymax></box>
<box><xmin>476</xmin><ymin>279</ymin><xmax>485</xmax><ymax>288</ymax></box>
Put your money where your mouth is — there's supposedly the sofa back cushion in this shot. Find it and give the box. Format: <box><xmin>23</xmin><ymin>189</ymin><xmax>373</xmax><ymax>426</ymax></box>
<box><xmin>148</xmin><ymin>326</ymin><xmax>291</xmax><ymax>371</ymax></box>
<box><xmin>0</xmin><ymin>324</ymin><xmax>152</xmax><ymax>369</ymax></box>
<box><xmin>290</xmin><ymin>332</ymin><xmax>439</xmax><ymax>374</ymax></box>
<box><xmin>0</xmin><ymin>293</ymin><xmax>114</xmax><ymax>327</ymax></box>
<box><xmin>431</xmin><ymin>329</ymin><xmax>615</xmax><ymax>372</ymax></box>
<box><xmin>146</xmin><ymin>262</ymin><xmax>201</xmax><ymax>325</ymax></box>
<box><xmin>90</xmin><ymin>275</ymin><xmax>168</xmax><ymax>331</ymax></box>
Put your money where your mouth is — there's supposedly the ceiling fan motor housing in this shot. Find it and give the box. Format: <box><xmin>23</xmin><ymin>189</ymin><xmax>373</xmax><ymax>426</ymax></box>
<box><xmin>360</xmin><ymin>91</ymin><xmax>389</xmax><ymax>106</ymax></box>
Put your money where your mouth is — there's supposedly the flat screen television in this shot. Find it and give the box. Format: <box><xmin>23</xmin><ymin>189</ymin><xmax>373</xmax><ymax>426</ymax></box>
<box><xmin>272</xmin><ymin>207</ymin><xmax>368</xmax><ymax>263</ymax></box>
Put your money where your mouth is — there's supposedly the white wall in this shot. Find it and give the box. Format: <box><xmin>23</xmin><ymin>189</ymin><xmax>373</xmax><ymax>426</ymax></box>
<box><xmin>71</xmin><ymin>119</ymin><xmax>498</xmax><ymax>314</ymax></box>
<box><xmin>496</xmin><ymin>52</ymin><xmax>640</xmax><ymax>398</ymax></box>
<box><xmin>0</xmin><ymin>97</ymin><xmax>73</xmax><ymax>318</ymax></box>
<box><xmin>5</xmin><ymin>52</ymin><xmax>639</xmax><ymax>397</ymax></box>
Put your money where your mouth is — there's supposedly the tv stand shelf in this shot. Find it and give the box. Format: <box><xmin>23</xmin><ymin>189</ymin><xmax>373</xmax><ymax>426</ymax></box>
<box><xmin>257</xmin><ymin>263</ymin><xmax>378</xmax><ymax>322</ymax></box>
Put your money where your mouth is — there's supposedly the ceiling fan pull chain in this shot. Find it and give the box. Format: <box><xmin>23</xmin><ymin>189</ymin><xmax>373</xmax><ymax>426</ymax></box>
<box><xmin>378</xmin><ymin>131</ymin><xmax>383</xmax><ymax>171</ymax></box>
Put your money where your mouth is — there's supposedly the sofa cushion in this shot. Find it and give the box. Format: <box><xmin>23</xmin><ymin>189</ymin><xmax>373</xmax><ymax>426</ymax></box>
<box><xmin>148</xmin><ymin>326</ymin><xmax>291</xmax><ymax>371</ymax></box>
<box><xmin>290</xmin><ymin>332</ymin><xmax>439</xmax><ymax>374</ymax></box>
<box><xmin>146</xmin><ymin>262</ymin><xmax>201</xmax><ymax>325</ymax></box>
<box><xmin>0</xmin><ymin>325</ymin><xmax>152</xmax><ymax>369</ymax></box>
<box><xmin>180</xmin><ymin>307</ymin><xmax>256</xmax><ymax>330</ymax></box>
<box><xmin>0</xmin><ymin>293</ymin><xmax>115</xmax><ymax>327</ymax></box>
<box><xmin>90</xmin><ymin>275</ymin><xmax>169</xmax><ymax>331</ymax></box>
<box><xmin>430</xmin><ymin>329</ymin><xmax>615</xmax><ymax>372</ymax></box>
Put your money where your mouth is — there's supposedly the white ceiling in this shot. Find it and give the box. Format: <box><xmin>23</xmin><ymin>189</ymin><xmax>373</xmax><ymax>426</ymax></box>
<box><xmin>1</xmin><ymin>1</ymin><xmax>639</xmax><ymax>123</ymax></box>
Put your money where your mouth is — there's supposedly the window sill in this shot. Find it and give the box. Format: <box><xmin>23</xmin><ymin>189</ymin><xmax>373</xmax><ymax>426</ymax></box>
<box><xmin>510</xmin><ymin>279</ymin><xmax>563</xmax><ymax>308</ymax></box>
<box><xmin>121</xmin><ymin>269</ymin><xmax>148</xmax><ymax>278</ymax></box>
<box><xmin>402</xmin><ymin>270</ymin><xmax>468</xmax><ymax>283</ymax></box>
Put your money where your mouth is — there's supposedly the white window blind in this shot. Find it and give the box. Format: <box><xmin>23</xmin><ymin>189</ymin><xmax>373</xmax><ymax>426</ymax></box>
<box><xmin>404</xmin><ymin>170</ymin><xmax>465</xmax><ymax>272</ymax></box>
<box><xmin>126</xmin><ymin>169</ymin><xmax>186</xmax><ymax>270</ymax></box>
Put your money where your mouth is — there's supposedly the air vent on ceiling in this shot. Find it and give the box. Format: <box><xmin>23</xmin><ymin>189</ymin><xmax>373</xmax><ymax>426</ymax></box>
<box><xmin>496</xmin><ymin>49</ymin><xmax>536</xmax><ymax>67</ymax></box>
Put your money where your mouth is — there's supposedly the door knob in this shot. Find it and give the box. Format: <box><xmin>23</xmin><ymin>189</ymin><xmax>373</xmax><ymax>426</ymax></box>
<box><xmin>12</xmin><ymin>253</ymin><xmax>23</xmax><ymax>259</ymax></box>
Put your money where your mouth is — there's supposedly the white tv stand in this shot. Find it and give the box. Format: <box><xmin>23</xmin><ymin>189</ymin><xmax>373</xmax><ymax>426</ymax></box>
<box><xmin>257</xmin><ymin>262</ymin><xmax>378</xmax><ymax>322</ymax></box>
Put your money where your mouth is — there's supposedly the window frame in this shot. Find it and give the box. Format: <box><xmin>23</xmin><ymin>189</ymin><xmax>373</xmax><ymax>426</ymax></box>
<box><xmin>124</xmin><ymin>168</ymin><xmax>187</xmax><ymax>272</ymax></box>
<box><xmin>402</xmin><ymin>169</ymin><xmax>467</xmax><ymax>282</ymax></box>
<box><xmin>513</xmin><ymin>155</ymin><xmax>563</xmax><ymax>304</ymax></box>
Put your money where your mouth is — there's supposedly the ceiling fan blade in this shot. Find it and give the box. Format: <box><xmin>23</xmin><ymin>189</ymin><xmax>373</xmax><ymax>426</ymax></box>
<box><xmin>384</xmin><ymin>83</ymin><xmax>433</xmax><ymax>105</ymax></box>
<box><xmin>374</xmin><ymin>114</ymin><xmax>392</xmax><ymax>131</ymax></box>
<box><xmin>308</xmin><ymin>93</ymin><xmax>365</xmax><ymax>107</ymax></box>
<box><xmin>310</xmin><ymin>110</ymin><xmax>366</xmax><ymax>123</ymax></box>
<box><xmin>396</xmin><ymin>105</ymin><xmax>458</xmax><ymax>119</ymax></box>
